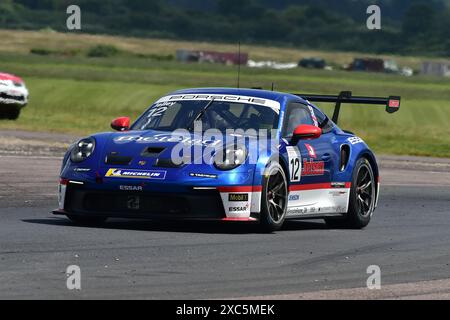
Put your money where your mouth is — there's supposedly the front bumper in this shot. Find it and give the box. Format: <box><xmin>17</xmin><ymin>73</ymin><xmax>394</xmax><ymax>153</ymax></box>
<box><xmin>0</xmin><ymin>88</ymin><xmax>28</xmax><ymax>106</ymax></box>
<box><xmin>54</xmin><ymin>180</ymin><xmax>261</xmax><ymax>222</ymax></box>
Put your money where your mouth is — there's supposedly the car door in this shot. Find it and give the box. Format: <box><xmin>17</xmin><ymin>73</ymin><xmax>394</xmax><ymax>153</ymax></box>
<box><xmin>282</xmin><ymin>101</ymin><xmax>334</xmax><ymax>189</ymax></box>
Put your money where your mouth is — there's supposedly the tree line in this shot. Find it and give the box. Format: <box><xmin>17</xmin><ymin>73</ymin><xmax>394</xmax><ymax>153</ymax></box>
<box><xmin>1</xmin><ymin>0</ymin><xmax>449</xmax><ymax>56</ymax></box>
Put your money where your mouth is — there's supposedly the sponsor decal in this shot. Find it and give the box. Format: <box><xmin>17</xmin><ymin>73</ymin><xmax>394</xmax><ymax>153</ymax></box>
<box><xmin>286</xmin><ymin>146</ymin><xmax>301</xmax><ymax>182</ymax></box>
<box><xmin>155</xmin><ymin>94</ymin><xmax>281</xmax><ymax>113</ymax></box>
<box><xmin>228</xmin><ymin>206</ymin><xmax>249</xmax><ymax>212</ymax></box>
<box><xmin>287</xmin><ymin>207</ymin><xmax>308</xmax><ymax>215</ymax></box>
<box><xmin>388</xmin><ymin>99</ymin><xmax>400</xmax><ymax>108</ymax></box>
<box><xmin>114</xmin><ymin>134</ymin><xmax>222</xmax><ymax>147</ymax></box>
<box><xmin>168</xmin><ymin>94</ymin><xmax>265</xmax><ymax>104</ymax></box>
<box><xmin>73</xmin><ymin>168</ymin><xmax>91</xmax><ymax>172</ymax></box>
<box><xmin>307</xmin><ymin>105</ymin><xmax>319</xmax><ymax>127</ymax></box>
<box><xmin>348</xmin><ymin>137</ymin><xmax>364</xmax><ymax>145</ymax></box>
<box><xmin>316</xmin><ymin>205</ymin><xmax>347</xmax><ymax>213</ymax></box>
<box><xmin>228</xmin><ymin>193</ymin><xmax>249</xmax><ymax>202</ymax></box>
<box><xmin>105</xmin><ymin>169</ymin><xmax>166</xmax><ymax>180</ymax></box>
<box><xmin>302</xmin><ymin>159</ymin><xmax>325</xmax><ymax>176</ymax></box>
<box><xmin>189</xmin><ymin>173</ymin><xmax>218</xmax><ymax>179</ymax></box>
<box><xmin>329</xmin><ymin>190</ymin><xmax>348</xmax><ymax>197</ymax></box>
<box><xmin>119</xmin><ymin>185</ymin><xmax>143</xmax><ymax>191</ymax></box>
<box><xmin>304</xmin><ymin>143</ymin><xmax>317</xmax><ymax>158</ymax></box>
<box><xmin>138</xmin><ymin>160</ymin><xmax>147</xmax><ymax>166</ymax></box>
<box><xmin>331</xmin><ymin>182</ymin><xmax>347</xmax><ymax>189</ymax></box>
<box><xmin>127</xmin><ymin>196</ymin><xmax>140</xmax><ymax>210</ymax></box>
<box><xmin>154</xmin><ymin>101</ymin><xmax>176</xmax><ymax>108</ymax></box>
<box><xmin>288</xmin><ymin>194</ymin><xmax>300</xmax><ymax>201</ymax></box>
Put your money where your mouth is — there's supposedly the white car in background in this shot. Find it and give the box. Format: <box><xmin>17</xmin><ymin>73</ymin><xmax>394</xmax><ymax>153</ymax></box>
<box><xmin>0</xmin><ymin>72</ymin><xmax>29</xmax><ymax>119</ymax></box>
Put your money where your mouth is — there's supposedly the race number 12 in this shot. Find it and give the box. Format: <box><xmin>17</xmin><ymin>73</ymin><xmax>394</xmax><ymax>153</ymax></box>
<box><xmin>286</xmin><ymin>146</ymin><xmax>301</xmax><ymax>182</ymax></box>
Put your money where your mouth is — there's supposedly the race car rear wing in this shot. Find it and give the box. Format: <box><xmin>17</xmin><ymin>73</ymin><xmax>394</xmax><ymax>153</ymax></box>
<box><xmin>294</xmin><ymin>91</ymin><xmax>401</xmax><ymax>124</ymax></box>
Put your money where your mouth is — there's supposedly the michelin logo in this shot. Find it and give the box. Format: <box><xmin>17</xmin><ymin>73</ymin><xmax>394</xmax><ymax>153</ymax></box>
<box><xmin>106</xmin><ymin>169</ymin><xmax>166</xmax><ymax>180</ymax></box>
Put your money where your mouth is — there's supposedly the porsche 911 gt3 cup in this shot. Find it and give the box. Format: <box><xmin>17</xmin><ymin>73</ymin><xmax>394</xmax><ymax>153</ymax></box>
<box><xmin>54</xmin><ymin>88</ymin><xmax>400</xmax><ymax>231</ymax></box>
<box><xmin>0</xmin><ymin>72</ymin><xmax>29</xmax><ymax>120</ymax></box>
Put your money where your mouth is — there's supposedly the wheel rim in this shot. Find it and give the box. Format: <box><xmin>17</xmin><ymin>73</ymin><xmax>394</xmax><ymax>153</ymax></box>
<box><xmin>266</xmin><ymin>170</ymin><xmax>287</xmax><ymax>223</ymax></box>
<box><xmin>355</xmin><ymin>164</ymin><xmax>375</xmax><ymax>217</ymax></box>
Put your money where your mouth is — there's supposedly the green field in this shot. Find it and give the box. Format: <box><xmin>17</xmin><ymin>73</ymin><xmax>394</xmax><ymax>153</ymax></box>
<box><xmin>1</xmin><ymin>30</ymin><xmax>450</xmax><ymax>157</ymax></box>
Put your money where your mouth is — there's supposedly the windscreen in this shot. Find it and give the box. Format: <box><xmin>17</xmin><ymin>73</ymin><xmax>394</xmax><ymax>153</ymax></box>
<box><xmin>132</xmin><ymin>100</ymin><xmax>279</xmax><ymax>132</ymax></box>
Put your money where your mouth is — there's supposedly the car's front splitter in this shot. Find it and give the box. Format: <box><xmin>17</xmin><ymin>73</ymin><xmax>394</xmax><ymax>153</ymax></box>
<box><xmin>56</xmin><ymin>179</ymin><xmax>262</xmax><ymax>221</ymax></box>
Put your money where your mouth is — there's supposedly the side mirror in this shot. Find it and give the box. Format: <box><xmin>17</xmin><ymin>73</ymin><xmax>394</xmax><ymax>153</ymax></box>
<box><xmin>291</xmin><ymin>124</ymin><xmax>322</xmax><ymax>145</ymax></box>
<box><xmin>111</xmin><ymin>117</ymin><xmax>130</xmax><ymax>131</ymax></box>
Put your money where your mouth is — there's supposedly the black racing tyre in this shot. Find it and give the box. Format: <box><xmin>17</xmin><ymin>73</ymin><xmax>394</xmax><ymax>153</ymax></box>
<box><xmin>325</xmin><ymin>157</ymin><xmax>376</xmax><ymax>229</ymax></box>
<box><xmin>0</xmin><ymin>108</ymin><xmax>8</xmax><ymax>119</ymax></box>
<box><xmin>260</xmin><ymin>162</ymin><xmax>288</xmax><ymax>232</ymax></box>
<box><xmin>67</xmin><ymin>214</ymin><xmax>107</xmax><ymax>226</ymax></box>
<box><xmin>7</xmin><ymin>108</ymin><xmax>20</xmax><ymax>120</ymax></box>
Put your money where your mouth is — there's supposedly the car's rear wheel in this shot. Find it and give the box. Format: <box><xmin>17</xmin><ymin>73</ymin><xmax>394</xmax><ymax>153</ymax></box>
<box><xmin>67</xmin><ymin>214</ymin><xmax>107</xmax><ymax>226</ymax></box>
<box><xmin>260</xmin><ymin>163</ymin><xmax>288</xmax><ymax>232</ymax></box>
<box><xmin>325</xmin><ymin>157</ymin><xmax>376</xmax><ymax>229</ymax></box>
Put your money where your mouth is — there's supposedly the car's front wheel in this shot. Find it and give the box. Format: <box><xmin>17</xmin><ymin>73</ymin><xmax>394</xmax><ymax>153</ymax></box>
<box><xmin>7</xmin><ymin>108</ymin><xmax>21</xmax><ymax>120</ymax></box>
<box><xmin>325</xmin><ymin>157</ymin><xmax>376</xmax><ymax>229</ymax></box>
<box><xmin>67</xmin><ymin>215</ymin><xmax>107</xmax><ymax>226</ymax></box>
<box><xmin>0</xmin><ymin>106</ymin><xmax>21</xmax><ymax>120</ymax></box>
<box><xmin>260</xmin><ymin>162</ymin><xmax>288</xmax><ymax>232</ymax></box>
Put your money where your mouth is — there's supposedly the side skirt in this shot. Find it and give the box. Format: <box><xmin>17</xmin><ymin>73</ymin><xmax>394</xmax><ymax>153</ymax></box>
<box><xmin>286</xmin><ymin>182</ymin><xmax>351</xmax><ymax>219</ymax></box>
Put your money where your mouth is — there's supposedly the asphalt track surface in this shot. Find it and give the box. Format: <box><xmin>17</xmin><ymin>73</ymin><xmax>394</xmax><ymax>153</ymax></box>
<box><xmin>0</xmin><ymin>132</ymin><xmax>449</xmax><ymax>299</ymax></box>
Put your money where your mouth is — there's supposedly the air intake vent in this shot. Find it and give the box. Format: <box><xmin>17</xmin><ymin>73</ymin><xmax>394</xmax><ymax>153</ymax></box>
<box><xmin>105</xmin><ymin>154</ymin><xmax>133</xmax><ymax>165</ymax></box>
<box><xmin>154</xmin><ymin>158</ymin><xmax>184</xmax><ymax>168</ymax></box>
<box><xmin>141</xmin><ymin>147</ymin><xmax>165</xmax><ymax>157</ymax></box>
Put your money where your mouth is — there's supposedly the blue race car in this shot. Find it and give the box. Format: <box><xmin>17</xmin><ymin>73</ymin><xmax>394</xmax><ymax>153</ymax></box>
<box><xmin>54</xmin><ymin>88</ymin><xmax>400</xmax><ymax>231</ymax></box>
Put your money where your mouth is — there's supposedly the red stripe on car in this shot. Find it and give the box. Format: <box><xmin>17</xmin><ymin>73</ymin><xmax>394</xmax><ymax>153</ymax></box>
<box><xmin>222</xmin><ymin>217</ymin><xmax>257</xmax><ymax>222</ymax></box>
<box><xmin>0</xmin><ymin>72</ymin><xmax>23</xmax><ymax>83</ymax></box>
<box><xmin>289</xmin><ymin>182</ymin><xmax>351</xmax><ymax>191</ymax></box>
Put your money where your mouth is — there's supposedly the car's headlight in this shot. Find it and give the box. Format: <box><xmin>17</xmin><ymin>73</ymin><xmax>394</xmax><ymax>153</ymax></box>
<box><xmin>70</xmin><ymin>137</ymin><xmax>96</xmax><ymax>163</ymax></box>
<box><xmin>214</xmin><ymin>145</ymin><xmax>247</xmax><ymax>170</ymax></box>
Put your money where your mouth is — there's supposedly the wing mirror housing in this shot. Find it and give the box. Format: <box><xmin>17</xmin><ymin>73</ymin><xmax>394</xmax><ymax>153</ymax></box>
<box><xmin>111</xmin><ymin>117</ymin><xmax>130</xmax><ymax>131</ymax></box>
<box><xmin>291</xmin><ymin>124</ymin><xmax>322</xmax><ymax>145</ymax></box>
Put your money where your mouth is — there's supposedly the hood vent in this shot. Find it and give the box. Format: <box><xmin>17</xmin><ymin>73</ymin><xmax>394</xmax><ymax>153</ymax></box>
<box><xmin>105</xmin><ymin>153</ymin><xmax>133</xmax><ymax>165</ymax></box>
<box><xmin>141</xmin><ymin>146</ymin><xmax>165</xmax><ymax>157</ymax></box>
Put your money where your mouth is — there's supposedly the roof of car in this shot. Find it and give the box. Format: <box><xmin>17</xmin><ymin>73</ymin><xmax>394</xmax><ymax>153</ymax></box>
<box><xmin>0</xmin><ymin>72</ymin><xmax>23</xmax><ymax>83</ymax></box>
<box><xmin>170</xmin><ymin>87</ymin><xmax>306</xmax><ymax>105</ymax></box>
